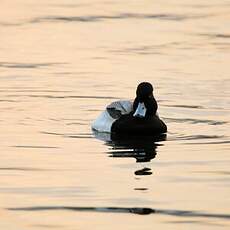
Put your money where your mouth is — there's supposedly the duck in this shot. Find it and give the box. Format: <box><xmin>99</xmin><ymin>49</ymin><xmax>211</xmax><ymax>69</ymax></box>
<box><xmin>91</xmin><ymin>82</ymin><xmax>167</xmax><ymax>137</ymax></box>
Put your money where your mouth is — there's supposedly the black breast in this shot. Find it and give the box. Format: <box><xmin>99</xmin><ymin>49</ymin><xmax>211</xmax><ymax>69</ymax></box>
<box><xmin>111</xmin><ymin>114</ymin><xmax>167</xmax><ymax>136</ymax></box>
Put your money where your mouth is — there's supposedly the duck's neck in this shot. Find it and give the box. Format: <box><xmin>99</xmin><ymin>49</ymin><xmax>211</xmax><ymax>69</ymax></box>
<box><xmin>133</xmin><ymin>102</ymin><xmax>147</xmax><ymax>118</ymax></box>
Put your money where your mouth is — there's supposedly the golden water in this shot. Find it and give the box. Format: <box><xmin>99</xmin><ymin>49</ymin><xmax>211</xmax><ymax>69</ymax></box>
<box><xmin>0</xmin><ymin>0</ymin><xmax>230</xmax><ymax>229</ymax></box>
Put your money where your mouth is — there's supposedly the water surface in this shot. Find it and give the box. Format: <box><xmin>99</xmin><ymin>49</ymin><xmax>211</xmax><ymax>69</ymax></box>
<box><xmin>0</xmin><ymin>0</ymin><xmax>230</xmax><ymax>229</ymax></box>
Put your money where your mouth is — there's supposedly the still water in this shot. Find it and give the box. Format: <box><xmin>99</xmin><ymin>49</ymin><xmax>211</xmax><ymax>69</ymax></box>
<box><xmin>0</xmin><ymin>0</ymin><xmax>230</xmax><ymax>229</ymax></box>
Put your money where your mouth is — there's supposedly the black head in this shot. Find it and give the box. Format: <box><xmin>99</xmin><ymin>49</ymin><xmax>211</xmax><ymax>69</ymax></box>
<box><xmin>136</xmin><ymin>82</ymin><xmax>153</xmax><ymax>102</ymax></box>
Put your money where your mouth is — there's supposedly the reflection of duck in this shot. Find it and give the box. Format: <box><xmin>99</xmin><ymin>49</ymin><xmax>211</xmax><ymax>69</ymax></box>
<box><xmin>106</xmin><ymin>135</ymin><xmax>166</xmax><ymax>163</ymax></box>
<box><xmin>93</xmin><ymin>130</ymin><xmax>166</xmax><ymax>175</ymax></box>
<box><xmin>91</xmin><ymin>82</ymin><xmax>167</xmax><ymax>136</ymax></box>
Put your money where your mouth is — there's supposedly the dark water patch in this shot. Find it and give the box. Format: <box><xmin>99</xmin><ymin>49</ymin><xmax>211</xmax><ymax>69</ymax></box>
<box><xmin>135</xmin><ymin>167</ymin><xmax>152</xmax><ymax>176</ymax></box>
<box><xmin>8</xmin><ymin>206</ymin><xmax>230</xmax><ymax>219</ymax></box>
<box><xmin>163</xmin><ymin>117</ymin><xmax>227</xmax><ymax>125</ymax></box>
<box><xmin>0</xmin><ymin>62</ymin><xmax>65</xmax><ymax>69</ymax></box>
<box><xmin>28</xmin><ymin>13</ymin><xmax>207</xmax><ymax>25</ymax></box>
<box><xmin>134</xmin><ymin>188</ymin><xmax>148</xmax><ymax>191</ymax></box>
<box><xmin>11</xmin><ymin>145</ymin><xmax>60</xmax><ymax>149</ymax></box>
<box><xmin>8</xmin><ymin>206</ymin><xmax>153</xmax><ymax>215</ymax></box>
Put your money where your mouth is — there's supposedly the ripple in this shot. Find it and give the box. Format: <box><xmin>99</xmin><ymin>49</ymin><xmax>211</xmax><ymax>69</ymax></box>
<box><xmin>0</xmin><ymin>167</ymin><xmax>48</xmax><ymax>171</ymax></box>
<box><xmin>8</xmin><ymin>206</ymin><xmax>230</xmax><ymax>219</ymax></box>
<box><xmin>1</xmin><ymin>186</ymin><xmax>91</xmax><ymax>196</ymax></box>
<box><xmin>11</xmin><ymin>145</ymin><xmax>60</xmax><ymax>149</ymax></box>
<box><xmin>0</xmin><ymin>90</ymin><xmax>72</xmax><ymax>93</ymax></box>
<box><xmin>45</xmin><ymin>3</ymin><xmax>92</xmax><ymax>8</ymax></box>
<box><xmin>66</xmin><ymin>122</ymin><xmax>87</xmax><ymax>126</ymax></box>
<box><xmin>41</xmin><ymin>132</ymin><xmax>63</xmax><ymax>136</ymax></box>
<box><xmin>164</xmin><ymin>104</ymin><xmax>204</xmax><ymax>109</ymax></box>
<box><xmin>199</xmin><ymin>33</ymin><xmax>230</xmax><ymax>39</ymax></box>
<box><xmin>0</xmin><ymin>99</ymin><xmax>18</xmax><ymax>102</ymax></box>
<box><xmin>27</xmin><ymin>13</ymin><xmax>209</xmax><ymax>25</ymax></box>
<box><xmin>156</xmin><ymin>160</ymin><xmax>230</xmax><ymax>166</ymax></box>
<box><xmin>65</xmin><ymin>135</ymin><xmax>93</xmax><ymax>139</ymax></box>
<box><xmin>0</xmin><ymin>62</ymin><xmax>65</xmax><ymax>69</ymax></box>
<box><xmin>164</xmin><ymin>117</ymin><xmax>228</xmax><ymax>125</ymax></box>
<box><xmin>110</xmin><ymin>42</ymin><xmax>186</xmax><ymax>55</ymax></box>
<box><xmin>41</xmin><ymin>131</ymin><xmax>93</xmax><ymax>139</ymax></box>
<box><xmin>0</xmin><ymin>22</ymin><xmax>22</xmax><ymax>27</ymax></box>
<box><xmin>175</xmin><ymin>134</ymin><xmax>225</xmax><ymax>141</ymax></box>
<box><xmin>184</xmin><ymin>140</ymin><xmax>230</xmax><ymax>145</ymax></box>
<box><xmin>193</xmin><ymin>171</ymin><xmax>230</xmax><ymax>175</ymax></box>
<box><xmin>5</xmin><ymin>94</ymin><xmax>118</xmax><ymax>100</ymax></box>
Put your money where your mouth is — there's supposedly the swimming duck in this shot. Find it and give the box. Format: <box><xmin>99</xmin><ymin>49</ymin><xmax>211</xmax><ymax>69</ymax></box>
<box><xmin>92</xmin><ymin>82</ymin><xmax>167</xmax><ymax>136</ymax></box>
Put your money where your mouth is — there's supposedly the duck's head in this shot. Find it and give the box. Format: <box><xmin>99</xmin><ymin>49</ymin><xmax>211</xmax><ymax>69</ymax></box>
<box><xmin>136</xmin><ymin>82</ymin><xmax>153</xmax><ymax>102</ymax></box>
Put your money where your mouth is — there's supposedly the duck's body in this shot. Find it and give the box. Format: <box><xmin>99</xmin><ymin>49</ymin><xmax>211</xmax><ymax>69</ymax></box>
<box><xmin>91</xmin><ymin>100</ymin><xmax>167</xmax><ymax>136</ymax></box>
<box><xmin>91</xmin><ymin>100</ymin><xmax>133</xmax><ymax>133</ymax></box>
<box><xmin>111</xmin><ymin>113</ymin><xmax>167</xmax><ymax>136</ymax></box>
<box><xmin>92</xmin><ymin>82</ymin><xmax>167</xmax><ymax>137</ymax></box>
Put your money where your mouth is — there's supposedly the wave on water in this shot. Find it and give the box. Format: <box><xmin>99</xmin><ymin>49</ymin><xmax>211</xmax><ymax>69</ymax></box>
<box><xmin>164</xmin><ymin>117</ymin><xmax>227</xmax><ymax>125</ymax></box>
<box><xmin>0</xmin><ymin>62</ymin><xmax>65</xmax><ymax>69</ymax></box>
<box><xmin>29</xmin><ymin>13</ymin><xmax>207</xmax><ymax>24</ymax></box>
<box><xmin>0</xmin><ymin>167</ymin><xmax>51</xmax><ymax>171</ymax></box>
<box><xmin>41</xmin><ymin>131</ymin><xmax>93</xmax><ymax>139</ymax></box>
<box><xmin>198</xmin><ymin>33</ymin><xmax>230</xmax><ymax>39</ymax></box>
<box><xmin>0</xmin><ymin>12</ymin><xmax>212</xmax><ymax>27</ymax></box>
<box><xmin>4</xmin><ymin>94</ymin><xmax>118</xmax><ymax>100</ymax></box>
<box><xmin>164</xmin><ymin>104</ymin><xmax>204</xmax><ymax>109</ymax></box>
<box><xmin>8</xmin><ymin>206</ymin><xmax>230</xmax><ymax>220</ymax></box>
<box><xmin>11</xmin><ymin>145</ymin><xmax>60</xmax><ymax>149</ymax></box>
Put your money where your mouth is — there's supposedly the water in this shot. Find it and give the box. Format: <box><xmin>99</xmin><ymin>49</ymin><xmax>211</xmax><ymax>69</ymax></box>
<box><xmin>0</xmin><ymin>0</ymin><xmax>230</xmax><ymax>229</ymax></box>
